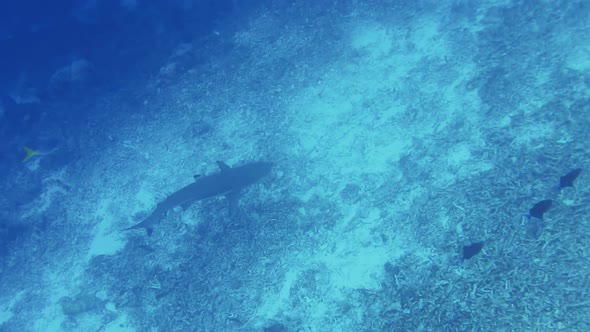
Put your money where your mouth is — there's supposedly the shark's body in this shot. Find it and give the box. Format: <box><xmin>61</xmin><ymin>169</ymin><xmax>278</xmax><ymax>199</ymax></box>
<box><xmin>124</xmin><ymin>161</ymin><xmax>272</xmax><ymax>235</ymax></box>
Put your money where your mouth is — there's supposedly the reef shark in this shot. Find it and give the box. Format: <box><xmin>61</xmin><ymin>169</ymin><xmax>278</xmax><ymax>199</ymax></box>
<box><xmin>124</xmin><ymin>161</ymin><xmax>273</xmax><ymax>235</ymax></box>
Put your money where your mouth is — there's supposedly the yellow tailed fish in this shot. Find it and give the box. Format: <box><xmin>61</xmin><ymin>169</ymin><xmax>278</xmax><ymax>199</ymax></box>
<box><xmin>22</xmin><ymin>146</ymin><xmax>39</xmax><ymax>162</ymax></box>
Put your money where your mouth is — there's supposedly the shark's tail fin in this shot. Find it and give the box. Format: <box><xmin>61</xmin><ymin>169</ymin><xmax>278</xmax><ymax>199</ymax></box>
<box><xmin>123</xmin><ymin>207</ymin><xmax>164</xmax><ymax>236</ymax></box>
<box><xmin>122</xmin><ymin>223</ymin><xmax>154</xmax><ymax>236</ymax></box>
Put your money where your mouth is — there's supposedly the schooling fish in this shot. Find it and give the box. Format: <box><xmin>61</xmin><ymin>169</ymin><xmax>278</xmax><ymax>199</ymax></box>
<box><xmin>559</xmin><ymin>168</ymin><xmax>582</xmax><ymax>189</ymax></box>
<box><xmin>529</xmin><ymin>199</ymin><xmax>552</xmax><ymax>219</ymax></box>
<box><xmin>463</xmin><ymin>241</ymin><xmax>484</xmax><ymax>260</ymax></box>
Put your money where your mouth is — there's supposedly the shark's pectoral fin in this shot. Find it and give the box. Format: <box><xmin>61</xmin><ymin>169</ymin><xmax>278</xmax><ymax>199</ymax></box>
<box><xmin>217</xmin><ymin>161</ymin><xmax>231</xmax><ymax>172</ymax></box>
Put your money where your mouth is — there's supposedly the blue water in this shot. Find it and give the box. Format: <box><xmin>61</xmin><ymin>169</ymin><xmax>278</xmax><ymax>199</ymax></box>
<box><xmin>0</xmin><ymin>1</ymin><xmax>588</xmax><ymax>331</ymax></box>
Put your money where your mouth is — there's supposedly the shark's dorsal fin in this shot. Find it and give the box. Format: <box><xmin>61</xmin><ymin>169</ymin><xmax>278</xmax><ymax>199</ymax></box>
<box><xmin>193</xmin><ymin>174</ymin><xmax>201</xmax><ymax>180</ymax></box>
<box><xmin>216</xmin><ymin>161</ymin><xmax>231</xmax><ymax>172</ymax></box>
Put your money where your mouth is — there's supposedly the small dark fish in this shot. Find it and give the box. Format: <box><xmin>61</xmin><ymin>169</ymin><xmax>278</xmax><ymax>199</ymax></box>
<box><xmin>559</xmin><ymin>168</ymin><xmax>582</xmax><ymax>189</ymax></box>
<box><xmin>463</xmin><ymin>241</ymin><xmax>484</xmax><ymax>260</ymax></box>
<box><xmin>529</xmin><ymin>199</ymin><xmax>552</xmax><ymax>219</ymax></box>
